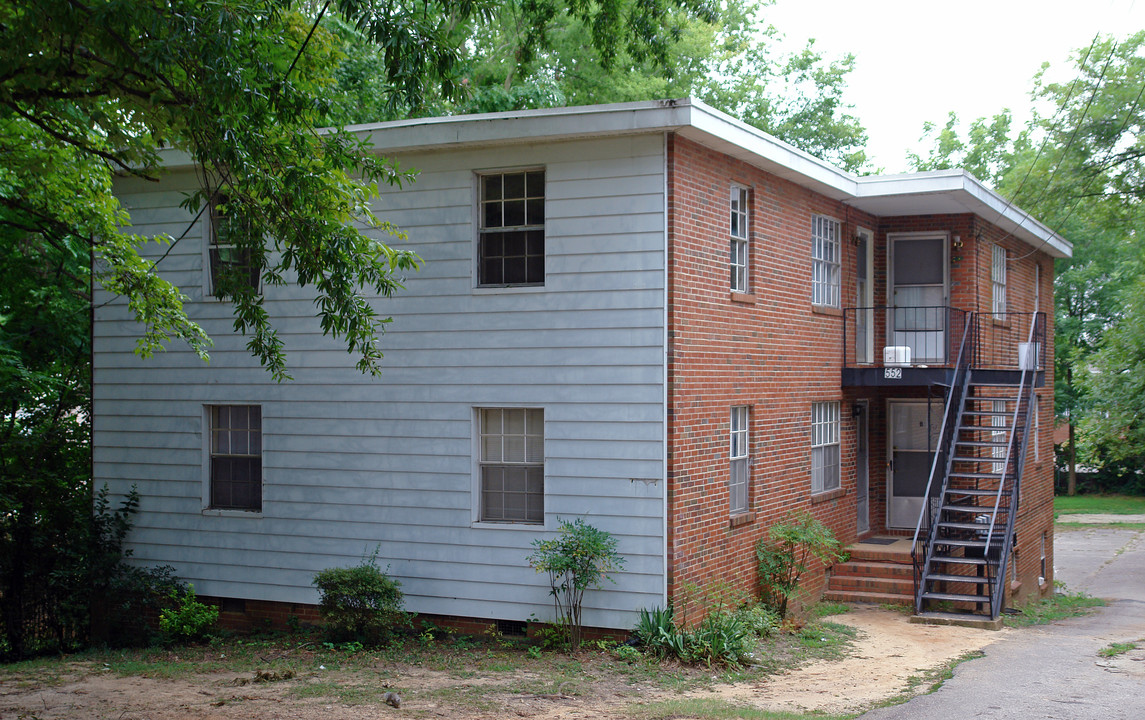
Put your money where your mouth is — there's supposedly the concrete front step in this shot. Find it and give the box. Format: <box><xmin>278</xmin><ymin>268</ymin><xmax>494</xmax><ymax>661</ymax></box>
<box><xmin>829</xmin><ymin>574</ymin><xmax>914</xmax><ymax>595</ymax></box>
<box><xmin>832</xmin><ymin>559</ymin><xmax>915</xmax><ymax>579</ymax></box>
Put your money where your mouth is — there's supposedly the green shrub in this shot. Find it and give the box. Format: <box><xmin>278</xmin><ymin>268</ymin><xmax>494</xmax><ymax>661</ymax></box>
<box><xmin>756</xmin><ymin>511</ymin><xmax>842</xmax><ymax>619</ymax></box>
<box><xmin>734</xmin><ymin>603</ymin><xmax>780</xmax><ymax>638</ymax></box>
<box><xmin>158</xmin><ymin>584</ymin><xmax>219</xmax><ymax>643</ymax></box>
<box><xmin>632</xmin><ymin>605</ymin><xmax>751</xmax><ymax>666</ymax></box>
<box><xmin>312</xmin><ymin>551</ymin><xmax>408</xmax><ymax>645</ymax></box>
<box><xmin>527</xmin><ymin>518</ymin><xmax>624</xmax><ymax>650</ymax></box>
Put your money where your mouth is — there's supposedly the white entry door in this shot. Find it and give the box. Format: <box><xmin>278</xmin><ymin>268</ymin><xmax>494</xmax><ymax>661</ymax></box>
<box><xmin>888</xmin><ymin>401</ymin><xmax>943</xmax><ymax>528</ymax></box>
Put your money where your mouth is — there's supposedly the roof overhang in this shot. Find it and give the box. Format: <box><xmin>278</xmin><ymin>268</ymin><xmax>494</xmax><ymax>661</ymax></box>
<box><xmin>154</xmin><ymin>97</ymin><xmax>1071</xmax><ymax>258</ymax></box>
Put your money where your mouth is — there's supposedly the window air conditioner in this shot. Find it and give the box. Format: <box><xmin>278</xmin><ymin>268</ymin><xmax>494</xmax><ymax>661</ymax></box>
<box><xmin>884</xmin><ymin>346</ymin><xmax>911</xmax><ymax>367</ymax></box>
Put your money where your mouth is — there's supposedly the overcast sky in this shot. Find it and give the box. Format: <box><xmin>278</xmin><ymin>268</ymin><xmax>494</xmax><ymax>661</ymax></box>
<box><xmin>766</xmin><ymin>0</ymin><xmax>1145</xmax><ymax>173</ymax></box>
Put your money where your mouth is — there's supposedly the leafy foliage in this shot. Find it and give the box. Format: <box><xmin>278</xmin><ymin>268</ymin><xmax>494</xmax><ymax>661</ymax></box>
<box><xmin>527</xmin><ymin>519</ymin><xmax>624</xmax><ymax>650</ymax></box>
<box><xmin>313</xmin><ymin>552</ymin><xmax>409</xmax><ymax>646</ymax></box>
<box><xmin>158</xmin><ymin>585</ymin><xmax>219</xmax><ymax>643</ymax></box>
<box><xmin>631</xmin><ymin>604</ymin><xmax>760</xmax><ymax>666</ymax></box>
<box><xmin>755</xmin><ymin>512</ymin><xmax>842</xmax><ymax>619</ymax></box>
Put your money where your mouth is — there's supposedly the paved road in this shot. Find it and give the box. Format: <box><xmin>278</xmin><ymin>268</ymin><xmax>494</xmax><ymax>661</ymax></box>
<box><xmin>859</xmin><ymin>523</ymin><xmax>1145</xmax><ymax>720</ymax></box>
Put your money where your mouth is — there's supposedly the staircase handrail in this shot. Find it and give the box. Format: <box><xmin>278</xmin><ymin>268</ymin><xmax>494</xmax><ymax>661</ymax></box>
<box><xmin>982</xmin><ymin>311</ymin><xmax>1043</xmax><ymax>618</ymax></box>
<box><xmin>911</xmin><ymin>308</ymin><xmax>975</xmax><ymax>612</ymax></box>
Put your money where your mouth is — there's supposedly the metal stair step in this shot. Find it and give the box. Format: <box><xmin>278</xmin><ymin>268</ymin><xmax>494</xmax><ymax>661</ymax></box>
<box><xmin>922</xmin><ymin>591</ymin><xmax>990</xmax><ymax>603</ymax></box>
<box><xmin>930</xmin><ymin>538</ymin><xmax>990</xmax><ymax>548</ymax></box>
<box><xmin>949</xmin><ymin>471</ymin><xmax>1005</xmax><ymax>479</ymax></box>
<box><xmin>957</xmin><ymin>440</ymin><xmax>1010</xmax><ymax>447</ymax></box>
<box><xmin>930</xmin><ymin>555</ymin><xmax>989</xmax><ymax>566</ymax></box>
<box><xmin>963</xmin><ymin>410</ymin><xmax>1013</xmax><ymax>417</ymax></box>
<box><xmin>924</xmin><ymin>573</ymin><xmax>991</xmax><ymax>584</ymax></box>
<box><xmin>941</xmin><ymin>503</ymin><xmax>993</xmax><ymax>513</ymax></box>
<box><xmin>952</xmin><ymin>455</ymin><xmax>1005</xmax><ymax>463</ymax></box>
<box><xmin>937</xmin><ymin>521</ymin><xmax>999</xmax><ymax>531</ymax></box>
<box><xmin>945</xmin><ymin>488</ymin><xmax>1010</xmax><ymax>497</ymax></box>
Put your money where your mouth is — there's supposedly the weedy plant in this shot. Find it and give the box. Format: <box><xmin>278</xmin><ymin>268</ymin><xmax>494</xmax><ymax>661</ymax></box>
<box><xmin>527</xmin><ymin>519</ymin><xmax>624</xmax><ymax>650</ymax></box>
<box><xmin>158</xmin><ymin>584</ymin><xmax>219</xmax><ymax>643</ymax></box>
<box><xmin>756</xmin><ymin>511</ymin><xmax>843</xmax><ymax>618</ymax></box>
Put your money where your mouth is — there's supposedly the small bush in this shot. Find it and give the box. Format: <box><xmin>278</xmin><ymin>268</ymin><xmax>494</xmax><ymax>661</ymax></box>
<box><xmin>527</xmin><ymin>519</ymin><xmax>624</xmax><ymax>650</ymax></box>
<box><xmin>756</xmin><ymin>511</ymin><xmax>842</xmax><ymax>619</ymax></box>
<box><xmin>631</xmin><ymin>605</ymin><xmax>751</xmax><ymax>666</ymax></box>
<box><xmin>313</xmin><ymin>551</ymin><xmax>408</xmax><ymax>645</ymax></box>
<box><xmin>734</xmin><ymin>604</ymin><xmax>780</xmax><ymax>638</ymax></box>
<box><xmin>158</xmin><ymin>584</ymin><xmax>219</xmax><ymax>643</ymax></box>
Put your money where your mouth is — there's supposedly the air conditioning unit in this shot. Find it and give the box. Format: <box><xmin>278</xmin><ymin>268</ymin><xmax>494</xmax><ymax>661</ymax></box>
<box><xmin>884</xmin><ymin>346</ymin><xmax>911</xmax><ymax>367</ymax></box>
<box><xmin>1018</xmin><ymin>342</ymin><xmax>1040</xmax><ymax>371</ymax></box>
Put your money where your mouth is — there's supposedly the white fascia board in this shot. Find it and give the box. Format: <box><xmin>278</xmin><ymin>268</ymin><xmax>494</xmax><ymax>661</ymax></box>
<box><xmin>851</xmin><ymin>171</ymin><xmax>1072</xmax><ymax>258</ymax></box>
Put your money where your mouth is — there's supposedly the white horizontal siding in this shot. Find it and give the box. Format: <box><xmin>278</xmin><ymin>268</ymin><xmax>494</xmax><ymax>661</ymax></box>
<box><xmin>96</xmin><ymin>134</ymin><xmax>667</xmax><ymax>629</ymax></box>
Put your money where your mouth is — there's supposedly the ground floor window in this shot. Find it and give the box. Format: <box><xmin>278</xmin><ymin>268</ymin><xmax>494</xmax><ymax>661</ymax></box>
<box><xmin>811</xmin><ymin>401</ymin><xmax>840</xmax><ymax>493</ymax></box>
<box><xmin>730</xmin><ymin>406</ymin><xmax>749</xmax><ymax>514</ymax></box>
<box><xmin>479</xmin><ymin>408</ymin><xmax>544</xmax><ymax>523</ymax></box>
<box><xmin>208</xmin><ymin>405</ymin><xmax>262</xmax><ymax>511</ymax></box>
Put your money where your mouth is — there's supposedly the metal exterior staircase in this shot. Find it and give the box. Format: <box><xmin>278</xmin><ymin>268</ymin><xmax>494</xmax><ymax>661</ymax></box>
<box><xmin>911</xmin><ymin>313</ymin><xmax>1043</xmax><ymax>622</ymax></box>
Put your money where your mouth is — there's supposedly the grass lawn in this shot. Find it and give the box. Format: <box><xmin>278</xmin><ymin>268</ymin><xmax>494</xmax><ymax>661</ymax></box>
<box><xmin>1053</xmin><ymin>494</ymin><xmax>1145</xmax><ymax>515</ymax></box>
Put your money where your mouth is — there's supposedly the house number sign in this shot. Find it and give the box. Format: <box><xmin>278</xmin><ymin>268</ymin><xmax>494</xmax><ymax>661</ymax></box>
<box><xmin>884</xmin><ymin>367</ymin><xmax>903</xmax><ymax>379</ymax></box>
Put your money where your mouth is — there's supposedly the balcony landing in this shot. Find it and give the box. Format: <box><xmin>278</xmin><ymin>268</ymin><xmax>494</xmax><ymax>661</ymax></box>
<box><xmin>843</xmin><ymin>367</ymin><xmax>1044</xmax><ymax>388</ymax></box>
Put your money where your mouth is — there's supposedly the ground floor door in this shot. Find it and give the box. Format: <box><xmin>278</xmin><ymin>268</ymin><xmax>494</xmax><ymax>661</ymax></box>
<box><xmin>856</xmin><ymin>400</ymin><xmax>870</xmax><ymax>534</ymax></box>
<box><xmin>887</xmin><ymin>400</ymin><xmax>943</xmax><ymax>528</ymax></box>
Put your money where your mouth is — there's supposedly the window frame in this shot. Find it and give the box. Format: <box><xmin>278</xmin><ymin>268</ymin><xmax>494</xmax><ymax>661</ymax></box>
<box><xmin>203</xmin><ymin>193</ymin><xmax>260</xmax><ymax>299</ymax></box>
<box><xmin>811</xmin><ymin>215</ymin><xmax>841</xmax><ymax>308</ymax></box>
<box><xmin>204</xmin><ymin>404</ymin><xmax>263</xmax><ymax>513</ymax></box>
<box><xmin>476</xmin><ymin>168</ymin><xmax>546</xmax><ymax>289</ymax></box>
<box><xmin>992</xmin><ymin>243</ymin><xmax>1007</xmax><ymax>318</ymax></box>
<box><xmin>729</xmin><ymin>185</ymin><xmax>750</xmax><ymax>293</ymax></box>
<box><xmin>811</xmin><ymin>401</ymin><xmax>841</xmax><ymax>494</ymax></box>
<box><xmin>729</xmin><ymin>405</ymin><xmax>750</xmax><ymax>515</ymax></box>
<box><xmin>475</xmin><ymin>407</ymin><xmax>545</xmax><ymax>525</ymax></box>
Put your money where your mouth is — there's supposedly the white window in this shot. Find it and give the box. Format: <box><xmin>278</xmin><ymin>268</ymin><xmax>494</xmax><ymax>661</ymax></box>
<box><xmin>208</xmin><ymin>405</ymin><xmax>262</xmax><ymax>511</ymax></box>
<box><xmin>811</xmin><ymin>401</ymin><xmax>840</xmax><ymax>493</ymax></box>
<box><xmin>1033</xmin><ymin>395</ymin><xmax>1041</xmax><ymax>462</ymax></box>
<box><xmin>992</xmin><ymin>400</ymin><xmax>1008</xmax><ymax>474</ymax></box>
<box><xmin>812</xmin><ymin>215</ymin><xmax>841</xmax><ymax>307</ymax></box>
<box><xmin>478</xmin><ymin>408</ymin><xmax>544</xmax><ymax>523</ymax></box>
<box><xmin>478</xmin><ymin>169</ymin><xmax>545</xmax><ymax>286</ymax></box>
<box><xmin>206</xmin><ymin>194</ymin><xmax>259</xmax><ymax>297</ymax></box>
<box><xmin>730</xmin><ymin>406</ymin><xmax>750</xmax><ymax>514</ymax></box>
<box><xmin>730</xmin><ymin>186</ymin><xmax>749</xmax><ymax>293</ymax></box>
<box><xmin>992</xmin><ymin>244</ymin><xmax>1007</xmax><ymax>318</ymax></box>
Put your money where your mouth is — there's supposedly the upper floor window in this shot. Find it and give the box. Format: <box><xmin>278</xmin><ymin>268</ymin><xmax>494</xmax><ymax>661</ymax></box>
<box><xmin>730</xmin><ymin>186</ymin><xmax>749</xmax><ymax>293</ymax></box>
<box><xmin>811</xmin><ymin>401</ymin><xmax>840</xmax><ymax>494</ymax></box>
<box><xmin>811</xmin><ymin>215</ymin><xmax>840</xmax><ymax>307</ymax></box>
<box><xmin>992</xmin><ymin>244</ymin><xmax>1007</xmax><ymax>318</ymax></box>
<box><xmin>478</xmin><ymin>407</ymin><xmax>544</xmax><ymax>523</ymax></box>
<box><xmin>208</xmin><ymin>405</ymin><xmax>262</xmax><ymax>511</ymax></box>
<box><xmin>207</xmin><ymin>194</ymin><xmax>259</xmax><ymax>297</ymax></box>
<box><xmin>478</xmin><ymin>169</ymin><xmax>545</xmax><ymax>287</ymax></box>
<box><xmin>729</xmin><ymin>405</ymin><xmax>750</xmax><ymax>515</ymax></box>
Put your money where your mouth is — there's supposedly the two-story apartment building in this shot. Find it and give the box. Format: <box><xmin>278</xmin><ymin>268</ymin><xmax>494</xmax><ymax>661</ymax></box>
<box><xmin>97</xmin><ymin>99</ymin><xmax>1069</xmax><ymax>631</ymax></box>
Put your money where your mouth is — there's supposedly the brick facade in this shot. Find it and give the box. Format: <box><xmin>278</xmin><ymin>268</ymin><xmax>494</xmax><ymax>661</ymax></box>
<box><xmin>666</xmin><ymin>136</ymin><xmax>1057</xmax><ymax>618</ymax></box>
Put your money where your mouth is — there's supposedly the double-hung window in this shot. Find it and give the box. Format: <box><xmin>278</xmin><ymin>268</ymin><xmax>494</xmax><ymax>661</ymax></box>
<box><xmin>478</xmin><ymin>169</ymin><xmax>545</xmax><ymax>286</ymax></box>
<box><xmin>729</xmin><ymin>406</ymin><xmax>750</xmax><ymax>515</ymax></box>
<box><xmin>992</xmin><ymin>244</ymin><xmax>1007</xmax><ymax>319</ymax></box>
<box><xmin>478</xmin><ymin>408</ymin><xmax>544</xmax><ymax>523</ymax></box>
<box><xmin>811</xmin><ymin>215</ymin><xmax>841</xmax><ymax>307</ymax></box>
<box><xmin>208</xmin><ymin>405</ymin><xmax>262</xmax><ymax>511</ymax></box>
<box><xmin>811</xmin><ymin>401</ymin><xmax>840</xmax><ymax>494</ymax></box>
<box><xmin>207</xmin><ymin>194</ymin><xmax>259</xmax><ymax>297</ymax></box>
<box><xmin>730</xmin><ymin>186</ymin><xmax>749</xmax><ymax>293</ymax></box>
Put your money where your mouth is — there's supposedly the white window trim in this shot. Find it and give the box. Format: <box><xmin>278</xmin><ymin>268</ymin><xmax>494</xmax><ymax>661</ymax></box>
<box><xmin>472</xmin><ymin>406</ymin><xmax>547</xmax><ymax>527</ymax></box>
<box><xmin>201</xmin><ymin>404</ymin><xmax>264</xmax><ymax>516</ymax></box>
<box><xmin>730</xmin><ymin>406</ymin><xmax>750</xmax><ymax>515</ymax></box>
<box><xmin>811</xmin><ymin>401</ymin><xmax>841</xmax><ymax>494</ymax></box>
<box><xmin>473</xmin><ymin>166</ymin><xmax>547</xmax><ymax>291</ymax></box>
<box><xmin>730</xmin><ymin>185</ymin><xmax>749</xmax><ymax>293</ymax></box>
<box><xmin>202</xmin><ymin>194</ymin><xmax>261</xmax><ymax>299</ymax></box>
<box><xmin>992</xmin><ymin>244</ymin><xmax>1007</xmax><ymax>318</ymax></box>
<box><xmin>811</xmin><ymin>215</ymin><xmax>841</xmax><ymax>307</ymax></box>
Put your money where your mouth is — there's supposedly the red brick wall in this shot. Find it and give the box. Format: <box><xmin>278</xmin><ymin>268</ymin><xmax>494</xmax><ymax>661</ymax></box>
<box><xmin>666</xmin><ymin>137</ymin><xmax>1059</xmax><ymax>618</ymax></box>
<box><xmin>666</xmin><ymin>136</ymin><xmax>879</xmax><ymax>619</ymax></box>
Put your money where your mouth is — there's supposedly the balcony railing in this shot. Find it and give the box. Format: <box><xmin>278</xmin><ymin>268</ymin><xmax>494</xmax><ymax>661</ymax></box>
<box><xmin>843</xmin><ymin>307</ymin><xmax>1046</xmax><ymax>373</ymax></box>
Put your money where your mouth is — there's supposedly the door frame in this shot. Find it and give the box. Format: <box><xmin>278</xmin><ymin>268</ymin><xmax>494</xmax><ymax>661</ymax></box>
<box><xmin>855</xmin><ymin>399</ymin><xmax>870</xmax><ymax>534</ymax></box>
<box><xmin>855</xmin><ymin>227</ymin><xmax>875</xmax><ymax>364</ymax></box>
<box><xmin>885</xmin><ymin>399</ymin><xmax>942</xmax><ymax>530</ymax></box>
<box><xmin>886</xmin><ymin>232</ymin><xmax>950</xmax><ymax>364</ymax></box>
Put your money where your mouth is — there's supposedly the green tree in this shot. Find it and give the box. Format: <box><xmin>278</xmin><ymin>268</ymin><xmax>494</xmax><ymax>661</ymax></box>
<box><xmin>458</xmin><ymin>0</ymin><xmax>870</xmax><ymax>172</ymax></box>
<box><xmin>908</xmin><ymin>32</ymin><xmax>1145</xmax><ymax>490</ymax></box>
